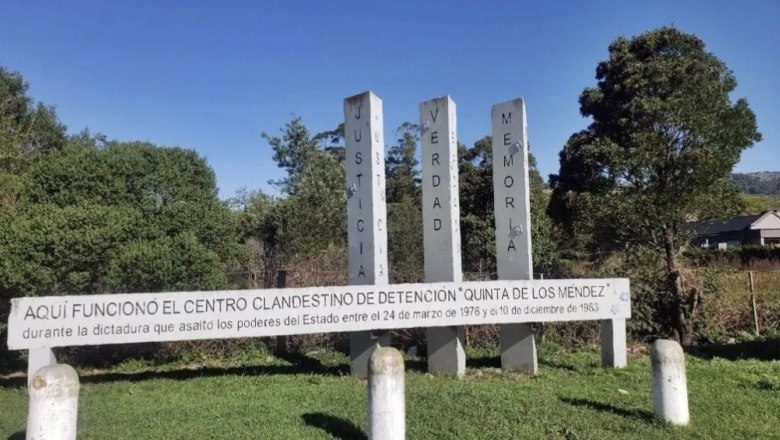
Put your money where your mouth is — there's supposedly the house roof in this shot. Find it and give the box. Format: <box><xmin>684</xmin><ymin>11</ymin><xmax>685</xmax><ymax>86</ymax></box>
<box><xmin>689</xmin><ymin>215</ymin><xmax>761</xmax><ymax>236</ymax></box>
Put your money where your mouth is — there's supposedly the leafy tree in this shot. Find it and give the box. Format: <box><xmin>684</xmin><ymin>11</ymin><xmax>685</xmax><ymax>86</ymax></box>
<box><xmin>313</xmin><ymin>122</ymin><xmax>346</xmax><ymax>164</ymax></box>
<box><xmin>385</xmin><ymin>122</ymin><xmax>421</xmax><ymax>205</ymax></box>
<box><xmin>0</xmin><ymin>65</ymin><xmax>67</xmax><ymax>205</ymax></box>
<box><xmin>280</xmin><ymin>150</ymin><xmax>347</xmax><ymax>256</ymax></box>
<box><xmin>0</xmin><ymin>138</ymin><xmax>244</xmax><ymax>318</ymax></box>
<box><xmin>548</xmin><ymin>26</ymin><xmax>762</xmax><ymax>343</ymax></box>
<box><xmin>238</xmin><ymin>118</ymin><xmax>350</xmax><ymax>287</ymax></box>
<box><xmin>459</xmin><ymin>136</ymin><xmax>555</xmax><ymax>274</ymax></box>
<box><xmin>24</xmin><ymin>141</ymin><xmax>242</xmax><ymax>264</ymax></box>
<box><xmin>262</xmin><ymin>117</ymin><xmax>321</xmax><ymax>195</ymax></box>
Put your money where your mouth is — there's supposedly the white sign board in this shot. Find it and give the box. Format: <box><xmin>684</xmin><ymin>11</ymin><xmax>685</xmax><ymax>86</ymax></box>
<box><xmin>7</xmin><ymin>279</ymin><xmax>631</xmax><ymax>350</ymax></box>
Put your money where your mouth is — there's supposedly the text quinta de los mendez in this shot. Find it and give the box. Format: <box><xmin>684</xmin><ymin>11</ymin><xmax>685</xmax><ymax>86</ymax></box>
<box><xmin>18</xmin><ymin>284</ymin><xmax>609</xmax><ymax>341</ymax></box>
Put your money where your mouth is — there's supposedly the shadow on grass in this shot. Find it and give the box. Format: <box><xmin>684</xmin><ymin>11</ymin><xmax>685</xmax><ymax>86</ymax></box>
<box><xmin>275</xmin><ymin>351</ymin><xmax>330</xmax><ymax>373</ymax></box>
<box><xmin>302</xmin><ymin>412</ymin><xmax>367</xmax><ymax>440</ymax></box>
<box><xmin>687</xmin><ymin>338</ymin><xmax>780</xmax><ymax>361</ymax></box>
<box><xmin>0</xmin><ymin>353</ymin><xmax>350</xmax><ymax>389</ymax></box>
<box><xmin>540</xmin><ymin>359</ymin><xmax>580</xmax><ymax>372</ymax></box>
<box><xmin>467</xmin><ymin>355</ymin><xmax>500</xmax><ymax>369</ymax></box>
<box><xmin>8</xmin><ymin>431</ymin><xmax>24</xmax><ymax>440</ymax></box>
<box><xmin>466</xmin><ymin>355</ymin><xmax>583</xmax><ymax>372</ymax></box>
<box><xmin>560</xmin><ymin>397</ymin><xmax>654</xmax><ymax>423</ymax></box>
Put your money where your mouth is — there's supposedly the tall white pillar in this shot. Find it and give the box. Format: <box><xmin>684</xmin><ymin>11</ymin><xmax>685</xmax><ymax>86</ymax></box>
<box><xmin>491</xmin><ymin>98</ymin><xmax>537</xmax><ymax>374</ymax></box>
<box><xmin>420</xmin><ymin>95</ymin><xmax>466</xmax><ymax>377</ymax></box>
<box><xmin>344</xmin><ymin>91</ymin><xmax>390</xmax><ymax>378</ymax></box>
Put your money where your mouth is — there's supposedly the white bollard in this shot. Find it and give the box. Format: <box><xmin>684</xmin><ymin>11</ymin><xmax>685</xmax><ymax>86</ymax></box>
<box><xmin>650</xmin><ymin>339</ymin><xmax>689</xmax><ymax>426</ymax></box>
<box><xmin>368</xmin><ymin>347</ymin><xmax>405</xmax><ymax>440</ymax></box>
<box><xmin>27</xmin><ymin>363</ymin><xmax>80</xmax><ymax>440</ymax></box>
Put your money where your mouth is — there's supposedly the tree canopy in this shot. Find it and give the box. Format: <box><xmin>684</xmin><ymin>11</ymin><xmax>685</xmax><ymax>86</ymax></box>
<box><xmin>548</xmin><ymin>26</ymin><xmax>762</xmax><ymax>342</ymax></box>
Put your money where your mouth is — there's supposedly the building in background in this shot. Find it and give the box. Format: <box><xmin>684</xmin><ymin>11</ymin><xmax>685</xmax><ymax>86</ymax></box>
<box><xmin>690</xmin><ymin>211</ymin><xmax>780</xmax><ymax>249</ymax></box>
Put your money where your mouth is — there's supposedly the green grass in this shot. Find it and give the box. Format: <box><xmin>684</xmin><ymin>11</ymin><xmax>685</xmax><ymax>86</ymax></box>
<box><xmin>2</xmin><ymin>343</ymin><xmax>779</xmax><ymax>439</ymax></box>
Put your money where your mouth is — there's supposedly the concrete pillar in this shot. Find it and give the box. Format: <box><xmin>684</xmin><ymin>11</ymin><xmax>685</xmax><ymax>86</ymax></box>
<box><xmin>420</xmin><ymin>95</ymin><xmax>465</xmax><ymax>377</ymax></box>
<box><xmin>28</xmin><ymin>348</ymin><xmax>56</xmax><ymax>388</ymax></box>
<box><xmin>344</xmin><ymin>91</ymin><xmax>390</xmax><ymax>378</ymax></box>
<box><xmin>600</xmin><ymin>318</ymin><xmax>627</xmax><ymax>368</ymax></box>
<box><xmin>491</xmin><ymin>98</ymin><xmax>537</xmax><ymax>374</ymax></box>
<box><xmin>650</xmin><ymin>339</ymin><xmax>689</xmax><ymax>426</ymax></box>
<box><xmin>427</xmin><ymin>326</ymin><xmax>466</xmax><ymax>376</ymax></box>
<box><xmin>27</xmin><ymin>363</ymin><xmax>80</xmax><ymax>440</ymax></box>
<box><xmin>500</xmin><ymin>323</ymin><xmax>537</xmax><ymax>373</ymax></box>
<box><xmin>368</xmin><ymin>347</ymin><xmax>405</xmax><ymax>440</ymax></box>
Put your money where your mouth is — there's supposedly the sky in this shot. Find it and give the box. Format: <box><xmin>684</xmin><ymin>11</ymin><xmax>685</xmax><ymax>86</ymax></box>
<box><xmin>1</xmin><ymin>1</ymin><xmax>778</xmax><ymax>199</ymax></box>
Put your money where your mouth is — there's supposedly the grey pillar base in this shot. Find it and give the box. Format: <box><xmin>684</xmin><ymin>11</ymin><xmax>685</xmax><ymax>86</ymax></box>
<box><xmin>28</xmin><ymin>347</ymin><xmax>57</xmax><ymax>388</ymax></box>
<box><xmin>500</xmin><ymin>323</ymin><xmax>537</xmax><ymax>374</ymax></box>
<box><xmin>601</xmin><ymin>318</ymin><xmax>627</xmax><ymax>368</ymax></box>
<box><xmin>350</xmin><ymin>330</ymin><xmax>391</xmax><ymax>378</ymax></box>
<box><xmin>426</xmin><ymin>326</ymin><xmax>466</xmax><ymax>377</ymax></box>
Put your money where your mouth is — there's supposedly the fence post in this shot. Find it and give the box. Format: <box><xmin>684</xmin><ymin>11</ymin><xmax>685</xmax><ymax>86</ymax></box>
<box><xmin>749</xmin><ymin>271</ymin><xmax>760</xmax><ymax>336</ymax></box>
<box><xmin>27</xmin><ymin>363</ymin><xmax>80</xmax><ymax>440</ymax></box>
<box><xmin>650</xmin><ymin>339</ymin><xmax>689</xmax><ymax>426</ymax></box>
<box><xmin>368</xmin><ymin>347</ymin><xmax>405</xmax><ymax>440</ymax></box>
<box><xmin>275</xmin><ymin>270</ymin><xmax>288</xmax><ymax>356</ymax></box>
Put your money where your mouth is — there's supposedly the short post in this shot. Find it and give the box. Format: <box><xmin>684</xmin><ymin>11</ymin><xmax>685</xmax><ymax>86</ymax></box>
<box><xmin>749</xmin><ymin>271</ymin><xmax>760</xmax><ymax>336</ymax></box>
<box><xmin>275</xmin><ymin>270</ymin><xmax>288</xmax><ymax>356</ymax></box>
<box><xmin>27</xmin><ymin>363</ymin><xmax>80</xmax><ymax>440</ymax></box>
<box><xmin>650</xmin><ymin>339</ymin><xmax>689</xmax><ymax>426</ymax></box>
<box><xmin>368</xmin><ymin>347</ymin><xmax>405</xmax><ymax>440</ymax></box>
<box><xmin>600</xmin><ymin>318</ymin><xmax>627</xmax><ymax>368</ymax></box>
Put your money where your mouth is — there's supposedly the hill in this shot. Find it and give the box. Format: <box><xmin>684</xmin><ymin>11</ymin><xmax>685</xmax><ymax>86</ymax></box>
<box><xmin>732</xmin><ymin>172</ymin><xmax>780</xmax><ymax>195</ymax></box>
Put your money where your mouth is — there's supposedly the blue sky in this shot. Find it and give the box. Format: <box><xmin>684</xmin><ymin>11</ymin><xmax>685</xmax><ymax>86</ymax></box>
<box><xmin>2</xmin><ymin>1</ymin><xmax>777</xmax><ymax>199</ymax></box>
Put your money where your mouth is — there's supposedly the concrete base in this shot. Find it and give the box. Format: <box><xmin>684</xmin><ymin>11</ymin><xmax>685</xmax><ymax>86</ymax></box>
<box><xmin>28</xmin><ymin>348</ymin><xmax>57</xmax><ymax>388</ymax></box>
<box><xmin>500</xmin><ymin>323</ymin><xmax>537</xmax><ymax>374</ymax></box>
<box><xmin>426</xmin><ymin>326</ymin><xmax>466</xmax><ymax>377</ymax></box>
<box><xmin>350</xmin><ymin>330</ymin><xmax>391</xmax><ymax>378</ymax></box>
<box><xmin>600</xmin><ymin>319</ymin><xmax>627</xmax><ymax>368</ymax></box>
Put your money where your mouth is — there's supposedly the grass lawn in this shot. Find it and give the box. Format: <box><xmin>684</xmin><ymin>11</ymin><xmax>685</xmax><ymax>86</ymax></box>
<box><xmin>2</xmin><ymin>342</ymin><xmax>779</xmax><ymax>439</ymax></box>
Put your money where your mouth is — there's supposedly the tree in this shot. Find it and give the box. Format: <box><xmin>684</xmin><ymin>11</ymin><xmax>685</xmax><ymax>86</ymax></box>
<box><xmin>459</xmin><ymin>136</ymin><xmax>555</xmax><ymax>274</ymax></box>
<box><xmin>385</xmin><ymin>122</ymin><xmax>421</xmax><ymax>205</ymax></box>
<box><xmin>548</xmin><ymin>26</ymin><xmax>762</xmax><ymax>343</ymax></box>
<box><xmin>0</xmin><ymin>65</ymin><xmax>67</xmax><ymax>205</ymax></box>
<box><xmin>262</xmin><ymin>117</ymin><xmax>320</xmax><ymax>194</ymax></box>
<box><xmin>1</xmin><ymin>140</ymin><xmax>245</xmax><ymax>298</ymax></box>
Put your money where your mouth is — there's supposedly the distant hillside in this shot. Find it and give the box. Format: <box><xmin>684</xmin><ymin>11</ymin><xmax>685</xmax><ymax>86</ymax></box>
<box><xmin>732</xmin><ymin>171</ymin><xmax>780</xmax><ymax>195</ymax></box>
